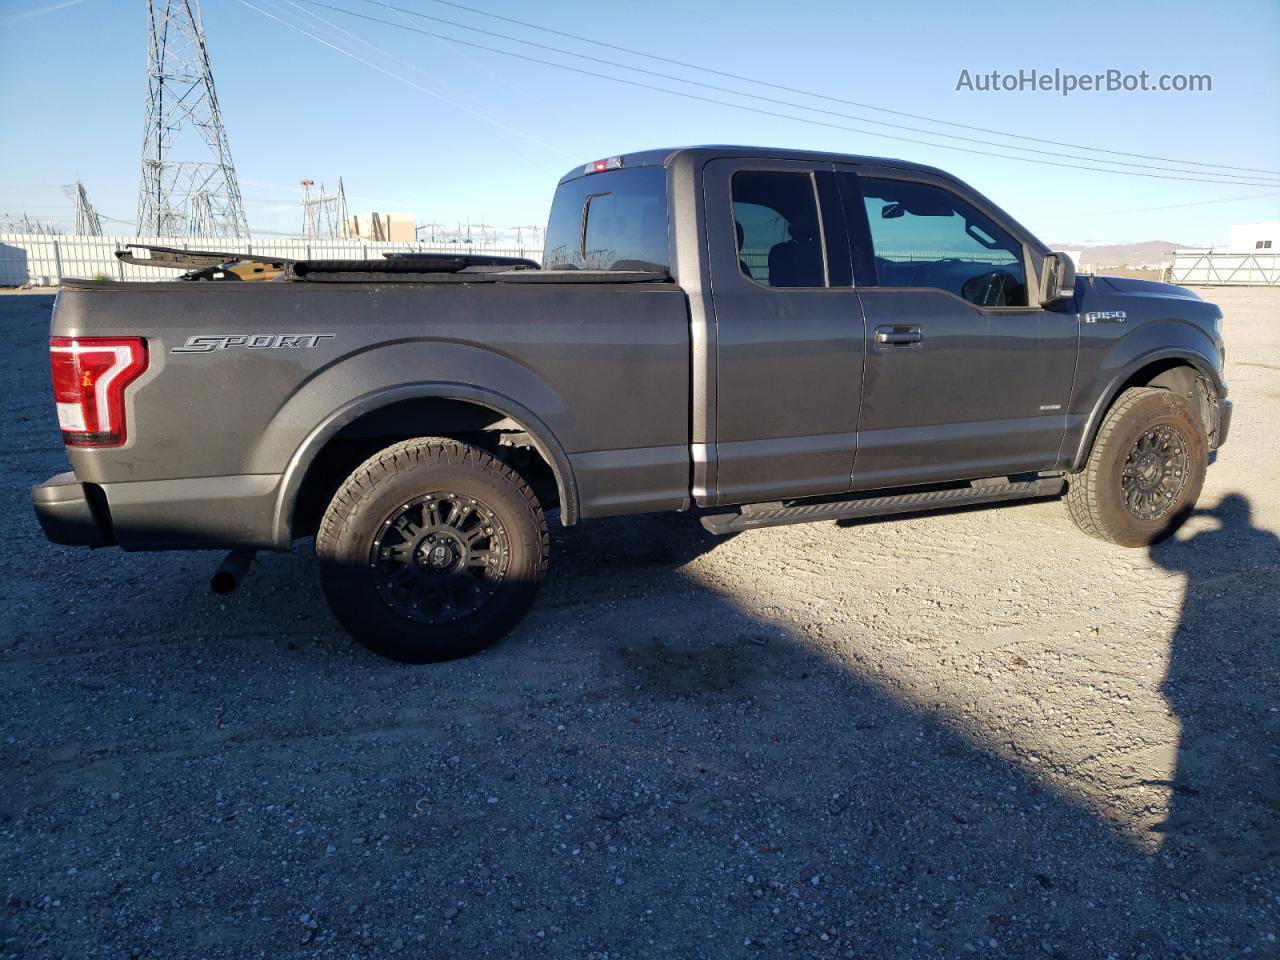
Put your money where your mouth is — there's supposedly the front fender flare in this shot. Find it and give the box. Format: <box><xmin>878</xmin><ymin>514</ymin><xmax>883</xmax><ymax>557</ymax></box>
<box><xmin>270</xmin><ymin>382</ymin><xmax>580</xmax><ymax>548</ymax></box>
<box><xmin>1069</xmin><ymin>346</ymin><xmax>1224</xmax><ymax>471</ymax></box>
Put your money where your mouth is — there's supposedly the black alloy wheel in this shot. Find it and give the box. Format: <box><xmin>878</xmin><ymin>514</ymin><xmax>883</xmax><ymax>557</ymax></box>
<box><xmin>1120</xmin><ymin>425</ymin><xmax>1190</xmax><ymax>521</ymax></box>
<box><xmin>370</xmin><ymin>492</ymin><xmax>511</xmax><ymax>624</ymax></box>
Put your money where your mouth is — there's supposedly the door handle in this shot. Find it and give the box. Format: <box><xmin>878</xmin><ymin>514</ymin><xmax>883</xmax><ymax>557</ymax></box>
<box><xmin>875</xmin><ymin>326</ymin><xmax>923</xmax><ymax>345</ymax></box>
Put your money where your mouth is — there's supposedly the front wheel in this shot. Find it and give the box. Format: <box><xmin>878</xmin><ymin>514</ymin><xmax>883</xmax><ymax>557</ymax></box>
<box><xmin>316</xmin><ymin>437</ymin><xmax>548</xmax><ymax>663</ymax></box>
<box><xmin>1065</xmin><ymin>387</ymin><xmax>1208</xmax><ymax>547</ymax></box>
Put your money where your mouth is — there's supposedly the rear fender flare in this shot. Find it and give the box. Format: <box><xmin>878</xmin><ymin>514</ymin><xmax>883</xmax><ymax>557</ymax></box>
<box><xmin>271</xmin><ymin>383</ymin><xmax>579</xmax><ymax>547</ymax></box>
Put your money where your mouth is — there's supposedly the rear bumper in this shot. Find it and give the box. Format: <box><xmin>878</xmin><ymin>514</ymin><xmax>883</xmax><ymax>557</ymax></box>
<box><xmin>32</xmin><ymin>471</ymin><xmax>284</xmax><ymax>551</ymax></box>
<box><xmin>31</xmin><ymin>472</ymin><xmax>114</xmax><ymax>547</ymax></box>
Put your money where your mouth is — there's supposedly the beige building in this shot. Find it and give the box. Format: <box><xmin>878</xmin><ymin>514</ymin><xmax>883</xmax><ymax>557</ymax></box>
<box><xmin>346</xmin><ymin>211</ymin><xmax>416</xmax><ymax>243</ymax></box>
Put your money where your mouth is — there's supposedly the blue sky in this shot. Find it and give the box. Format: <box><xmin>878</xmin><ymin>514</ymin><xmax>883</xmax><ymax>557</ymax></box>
<box><xmin>2</xmin><ymin>0</ymin><xmax>1277</xmax><ymax>244</ymax></box>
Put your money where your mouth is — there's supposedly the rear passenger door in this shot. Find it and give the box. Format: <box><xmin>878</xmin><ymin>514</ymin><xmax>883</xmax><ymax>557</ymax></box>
<box><xmin>840</xmin><ymin>168</ymin><xmax>1078</xmax><ymax>489</ymax></box>
<box><xmin>704</xmin><ymin>158</ymin><xmax>866</xmax><ymax>505</ymax></box>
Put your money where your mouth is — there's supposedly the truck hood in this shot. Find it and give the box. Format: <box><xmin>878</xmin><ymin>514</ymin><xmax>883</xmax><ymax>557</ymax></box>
<box><xmin>1095</xmin><ymin>275</ymin><xmax>1202</xmax><ymax>302</ymax></box>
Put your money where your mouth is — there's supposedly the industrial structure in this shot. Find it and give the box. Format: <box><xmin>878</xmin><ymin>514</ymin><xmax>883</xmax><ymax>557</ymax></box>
<box><xmin>18</xmin><ymin>4</ymin><xmax>522</xmax><ymax>257</ymax></box>
<box><xmin>1</xmin><ymin>214</ymin><xmax>60</xmax><ymax>236</ymax></box>
<box><xmin>1169</xmin><ymin>219</ymin><xmax>1280</xmax><ymax>287</ymax></box>
<box><xmin>136</xmin><ymin>0</ymin><xmax>248</xmax><ymax>238</ymax></box>
<box><xmin>69</xmin><ymin>181</ymin><xmax>103</xmax><ymax>236</ymax></box>
<box><xmin>300</xmin><ymin>178</ymin><xmax>352</xmax><ymax>240</ymax></box>
<box><xmin>347</xmin><ymin>211</ymin><xmax>416</xmax><ymax>243</ymax></box>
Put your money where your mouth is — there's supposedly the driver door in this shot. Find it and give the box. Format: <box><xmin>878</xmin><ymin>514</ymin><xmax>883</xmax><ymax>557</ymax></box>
<box><xmin>840</xmin><ymin>168</ymin><xmax>1079</xmax><ymax>490</ymax></box>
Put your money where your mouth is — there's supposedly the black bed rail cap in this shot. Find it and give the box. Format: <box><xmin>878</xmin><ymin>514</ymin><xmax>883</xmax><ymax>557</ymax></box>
<box><xmin>382</xmin><ymin>251</ymin><xmax>541</xmax><ymax>270</ymax></box>
<box><xmin>290</xmin><ymin>253</ymin><xmax>540</xmax><ymax>278</ymax></box>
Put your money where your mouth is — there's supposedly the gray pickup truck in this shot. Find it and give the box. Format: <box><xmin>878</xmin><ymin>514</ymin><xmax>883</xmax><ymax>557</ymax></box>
<box><xmin>33</xmin><ymin>145</ymin><xmax>1231</xmax><ymax>662</ymax></box>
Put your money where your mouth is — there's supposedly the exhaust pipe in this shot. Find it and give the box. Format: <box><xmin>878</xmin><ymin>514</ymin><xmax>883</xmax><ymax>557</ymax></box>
<box><xmin>211</xmin><ymin>548</ymin><xmax>256</xmax><ymax>595</ymax></box>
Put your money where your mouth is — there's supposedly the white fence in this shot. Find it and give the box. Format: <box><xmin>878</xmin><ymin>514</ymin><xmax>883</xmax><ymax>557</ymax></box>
<box><xmin>1170</xmin><ymin>249</ymin><xmax>1280</xmax><ymax>286</ymax></box>
<box><xmin>12</xmin><ymin>235</ymin><xmax>1275</xmax><ymax>288</ymax></box>
<box><xmin>0</xmin><ymin>234</ymin><xmax>544</xmax><ymax>286</ymax></box>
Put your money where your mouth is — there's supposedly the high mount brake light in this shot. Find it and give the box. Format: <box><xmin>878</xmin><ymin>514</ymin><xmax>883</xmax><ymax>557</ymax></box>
<box><xmin>49</xmin><ymin>337</ymin><xmax>148</xmax><ymax>447</ymax></box>
<box><xmin>584</xmin><ymin>156</ymin><xmax>624</xmax><ymax>175</ymax></box>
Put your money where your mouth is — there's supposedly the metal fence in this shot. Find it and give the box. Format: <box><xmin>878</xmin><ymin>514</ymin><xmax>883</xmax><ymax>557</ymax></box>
<box><xmin>11</xmin><ymin>234</ymin><xmax>1276</xmax><ymax>288</ymax></box>
<box><xmin>1170</xmin><ymin>249</ymin><xmax>1280</xmax><ymax>286</ymax></box>
<box><xmin>0</xmin><ymin>234</ymin><xmax>544</xmax><ymax>286</ymax></box>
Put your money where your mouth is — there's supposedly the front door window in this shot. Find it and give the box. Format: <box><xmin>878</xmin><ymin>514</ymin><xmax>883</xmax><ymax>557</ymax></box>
<box><xmin>859</xmin><ymin>177</ymin><xmax>1027</xmax><ymax>307</ymax></box>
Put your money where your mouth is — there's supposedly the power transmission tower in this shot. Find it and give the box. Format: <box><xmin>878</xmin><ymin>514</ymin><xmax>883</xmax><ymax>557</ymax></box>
<box><xmin>511</xmin><ymin>224</ymin><xmax>542</xmax><ymax>249</ymax></box>
<box><xmin>65</xmin><ymin>180</ymin><xmax>104</xmax><ymax>236</ymax></box>
<box><xmin>301</xmin><ymin>178</ymin><xmax>352</xmax><ymax>239</ymax></box>
<box><xmin>189</xmin><ymin>190</ymin><xmax>218</xmax><ymax>236</ymax></box>
<box><xmin>334</xmin><ymin>178</ymin><xmax>350</xmax><ymax>239</ymax></box>
<box><xmin>136</xmin><ymin>0</ymin><xmax>249</xmax><ymax>238</ymax></box>
<box><xmin>300</xmin><ymin>179</ymin><xmax>320</xmax><ymax>238</ymax></box>
<box><xmin>416</xmin><ymin>221</ymin><xmax>445</xmax><ymax>243</ymax></box>
<box><xmin>18</xmin><ymin>212</ymin><xmax>59</xmax><ymax>236</ymax></box>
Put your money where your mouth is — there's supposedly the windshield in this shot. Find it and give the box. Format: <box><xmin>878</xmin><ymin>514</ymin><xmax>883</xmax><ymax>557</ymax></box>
<box><xmin>543</xmin><ymin>167</ymin><xmax>670</xmax><ymax>272</ymax></box>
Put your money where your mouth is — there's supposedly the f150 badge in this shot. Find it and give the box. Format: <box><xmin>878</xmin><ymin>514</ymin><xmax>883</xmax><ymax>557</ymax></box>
<box><xmin>1083</xmin><ymin>311</ymin><xmax>1127</xmax><ymax>324</ymax></box>
<box><xmin>171</xmin><ymin>334</ymin><xmax>335</xmax><ymax>353</ymax></box>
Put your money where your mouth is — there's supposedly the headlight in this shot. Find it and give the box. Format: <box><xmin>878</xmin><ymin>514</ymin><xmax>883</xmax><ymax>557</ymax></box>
<box><xmin>1213</xmin><ymin>315</ymin><xmax>1223</xmax><ymax>338</ymax></box>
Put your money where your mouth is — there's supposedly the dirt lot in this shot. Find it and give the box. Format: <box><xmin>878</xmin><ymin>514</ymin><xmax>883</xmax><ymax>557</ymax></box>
<box><xmin>2</xmin><ymin>288</ymin><xmax>1276</xmax><ymax>959</ymax></box>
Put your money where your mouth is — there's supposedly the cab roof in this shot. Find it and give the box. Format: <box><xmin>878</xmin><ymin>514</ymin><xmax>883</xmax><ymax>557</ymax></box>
<box><xmin>557</xmin><ymin>145</ymin><xmax>953</xmax><ymax>185</ymax></box>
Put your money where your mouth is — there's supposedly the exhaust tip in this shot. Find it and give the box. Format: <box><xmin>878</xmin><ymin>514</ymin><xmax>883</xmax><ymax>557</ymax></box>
<box><xmin>210</xmin><ymin>571</ymin><xmax>238</xmax><ymax>595</ymax></box>
<box><xmin>210</xmin><ymin>549</ymin><xmax>255</xmax><ymax>595</ymax></box>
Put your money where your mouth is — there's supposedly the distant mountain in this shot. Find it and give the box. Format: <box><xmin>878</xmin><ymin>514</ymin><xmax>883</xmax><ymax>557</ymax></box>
<box><xmin>1045</xmin><ymin>240</ymin><xmax>1187</xmax><ymax>269</ymax></box>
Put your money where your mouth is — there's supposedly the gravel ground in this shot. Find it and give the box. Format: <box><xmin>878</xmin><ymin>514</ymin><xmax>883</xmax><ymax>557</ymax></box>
<box><xmin>2</xmin><ymin>288</ymin><xmax>1277</xmax><ymax>960</ymax></box>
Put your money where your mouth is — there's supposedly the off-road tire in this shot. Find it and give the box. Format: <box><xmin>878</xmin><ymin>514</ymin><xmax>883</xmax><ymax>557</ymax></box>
<box><xmin>1065</xmin><ymin>387</ymin><xmax>1207</xmax><ymax>547</ymax></box>
<box><xmin>316</xmin><ymin>437</ymin><xmax>548</xmax><ymax>663</ymax></box>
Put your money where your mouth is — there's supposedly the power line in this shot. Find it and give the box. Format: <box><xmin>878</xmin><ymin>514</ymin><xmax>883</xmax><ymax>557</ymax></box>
<box><xmin>366</xmin><ymin>0</ymin><xmax>538</xmax><ymax>123</ymax></box>
<box><xmin>324</xmin><ymin>0</ymin><xmax>1279</xmax><ymax>184</ymax></box>
<box><xmin>277</xmin><ymin>0</ymin><xmax>1280</xmax><ymax>189</ymax></box>
<box><xmin>274</xmin><ymin>0</ymin><xmax>575</xmax><ymax>159</ymax></box>
<box><xmin>403</xmin><ymin>0</ymin><xmax>1280</xmax><ymax>179</ymax></box>
<box><xmin>1092</xmin><ymin>191</ymin><xmax>1280</xmax><ymax>215</ymax></box>
<box><xmin>0</xmin><ymin>0</ymin><xmax>88</xmax><ymax>26</ymax></box>
<box><xmin>243</xmin><ymin>0</ymin><xmax>576</xmax><ymax>161</ymax></box>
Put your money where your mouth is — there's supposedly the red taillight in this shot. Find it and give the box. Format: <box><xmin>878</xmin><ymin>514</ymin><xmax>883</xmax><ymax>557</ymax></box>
<box><xmin>49</xmin><ymin>337</ymin><xmax>148</xmax><ymax>447</ymax></box>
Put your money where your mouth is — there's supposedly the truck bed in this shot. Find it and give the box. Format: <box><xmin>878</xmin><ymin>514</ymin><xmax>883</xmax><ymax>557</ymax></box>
<box><xmin>49</xmin><ymin>277</ymin><xmax>692</xmax><ymax>549</ymax></box>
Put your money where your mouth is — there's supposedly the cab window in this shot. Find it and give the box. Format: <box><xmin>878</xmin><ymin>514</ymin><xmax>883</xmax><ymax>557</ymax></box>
<box><xmin>543</xmin><ymin>167</ymin><xmax>669</xmax><ymax>271</ymax></box>
<box><xmin>857</xmin><ymin>177</ymin><xmax>1027</xmax><ymax>307</ymax></box>
<box><xmin>731</xmin><ymin>171</ymin><xmax>826</xmax><ymax>288</ymax></box>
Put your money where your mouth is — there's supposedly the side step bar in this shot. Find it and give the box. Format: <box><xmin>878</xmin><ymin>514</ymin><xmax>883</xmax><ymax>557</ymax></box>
<box><xmin>699</xmin><ymin>476</ymin><xmax>1065</xmax><ymax>536</ymax></box>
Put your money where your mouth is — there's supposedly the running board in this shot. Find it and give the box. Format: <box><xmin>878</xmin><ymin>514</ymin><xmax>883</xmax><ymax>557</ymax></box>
<box><xmin>699</xmin><ymin>477</ymin><xmax>1065</xmax><ymax>535</ymax></box>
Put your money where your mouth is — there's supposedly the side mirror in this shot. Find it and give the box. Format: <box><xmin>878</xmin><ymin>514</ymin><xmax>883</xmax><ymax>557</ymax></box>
<box><xmin>1038</xmin><ymin>252</ymin><xmax>1077</xmax><ymax>307</ymax></box>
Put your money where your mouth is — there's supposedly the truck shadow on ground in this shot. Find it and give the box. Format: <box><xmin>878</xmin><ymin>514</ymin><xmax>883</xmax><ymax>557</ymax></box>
<box><xmin>6</xmin><ymin>494</ymin><xmax>1278</xmax><ymax>957</ymax></box>
<box><xmin>508</xmin><ymin>503</ymin><xmax>1275</xmax><ymax>953</ymax></box>
<box><xmin>1146</xmin><ymin>493</ymin><xmax>1280</xmax><ymax>879</ymax></box>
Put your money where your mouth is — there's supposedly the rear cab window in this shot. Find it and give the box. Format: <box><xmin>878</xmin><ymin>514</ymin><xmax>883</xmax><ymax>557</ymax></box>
<box><xmin>543</xmin><ymin>166</ymin><xmax>670</xmax><ymax>272</ymax></box>
<box><xmin>730</xmin><ymin>171</ymin><xmax>827</xmax><ymax>288</ymax></box>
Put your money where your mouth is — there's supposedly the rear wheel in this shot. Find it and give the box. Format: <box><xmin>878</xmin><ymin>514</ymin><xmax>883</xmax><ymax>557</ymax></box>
<box><xmin>316</xmin><ymin>437</ymin><xmax>548</xmax><ymax>663</ymax></box>
<box><xmin>1065</xmin><ymin>387</ymin><xmax>1207</xmax><ymax>547</ymax></box>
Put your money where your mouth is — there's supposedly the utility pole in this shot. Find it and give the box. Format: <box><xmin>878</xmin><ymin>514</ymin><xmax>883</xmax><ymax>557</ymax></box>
<box><xmin>137</xmin><ymin>0</ymin><xmax>249</xmax><ymax>237</ymax></box>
